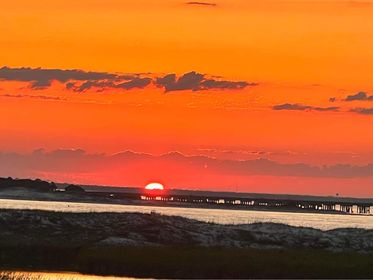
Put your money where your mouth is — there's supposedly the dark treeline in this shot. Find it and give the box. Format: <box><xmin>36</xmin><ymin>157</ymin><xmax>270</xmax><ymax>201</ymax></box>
<box><xmin>0</xmin><ymin>177</ymin><xmax>85</xmax><ymax>193</ymax></box>
<box><xmin>0</xmin><ymin>177</ymin><xmax>56</xmax><ymax>192</ymax></box>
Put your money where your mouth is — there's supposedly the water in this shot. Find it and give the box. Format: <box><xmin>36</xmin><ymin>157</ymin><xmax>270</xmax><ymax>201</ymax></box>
<box><xmin>0</xmin><ymin>271</ymin><xmax>141</xmax><ymax>279</ymax></box>
<box><xmin>0</xmin><ymin>198</ymin><xmax>372</xmax><ymax>230</ymax></box>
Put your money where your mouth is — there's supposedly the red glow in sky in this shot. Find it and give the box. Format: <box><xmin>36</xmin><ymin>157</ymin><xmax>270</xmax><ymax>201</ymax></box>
<box><xmin>1</xmin><ymin>0</ymin><xmax>373</xmax><ymax>196</ymax></box>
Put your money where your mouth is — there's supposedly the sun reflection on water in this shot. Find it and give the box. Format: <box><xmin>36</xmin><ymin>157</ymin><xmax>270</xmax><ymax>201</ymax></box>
<box><xmin>0</xmin><ymin>271</ymin><xmax>145</xmax><ymax>280</ymax></box>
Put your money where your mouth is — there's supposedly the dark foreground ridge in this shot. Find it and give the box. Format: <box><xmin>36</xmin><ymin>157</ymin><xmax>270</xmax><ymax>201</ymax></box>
<box><xmin>1</xmin><ymin>209</ymin><xmax>373</xmax><ymax>278</ymax></box>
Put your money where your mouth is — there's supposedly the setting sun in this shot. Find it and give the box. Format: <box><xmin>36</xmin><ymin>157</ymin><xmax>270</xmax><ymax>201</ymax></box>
<box><xmin>145</xmin><ymin>182</ymin><xmax>164</xmax><ymax>191</ymax></box>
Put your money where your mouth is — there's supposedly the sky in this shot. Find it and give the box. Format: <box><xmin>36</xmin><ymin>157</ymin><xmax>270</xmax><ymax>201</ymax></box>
<box><xmin>1</xmin><ymin>0</ymin><xmax>373</xmax><ymax>197</ymax></box>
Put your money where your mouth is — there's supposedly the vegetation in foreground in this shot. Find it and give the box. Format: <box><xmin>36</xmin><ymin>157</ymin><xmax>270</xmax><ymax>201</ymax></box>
<box><xmin>1</xmin><ymin>246</ymin><xmax>373</xmax><ymax>278</ymax></box>
<box><xmin>1</xmin><ymin>208</ymin><xmax>373</xmax><ymax>278</ymax></box>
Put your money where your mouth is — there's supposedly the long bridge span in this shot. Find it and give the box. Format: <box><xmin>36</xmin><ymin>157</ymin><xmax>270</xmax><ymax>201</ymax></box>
<box><xmin>82</xmin><ymin>186</ymin><xmax>373</xmax><ymax>215</ymax></box>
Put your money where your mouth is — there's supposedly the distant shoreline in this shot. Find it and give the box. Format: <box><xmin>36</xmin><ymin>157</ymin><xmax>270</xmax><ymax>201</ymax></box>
<box><xmin>1</xmin><ymin>177</ymin><xmax>371</xmax><ymax>216</ymax></box>
<box><xmin>0</xmin><ymin>191</ymin><xmax>356</xmax><ymax>216</ymax></box>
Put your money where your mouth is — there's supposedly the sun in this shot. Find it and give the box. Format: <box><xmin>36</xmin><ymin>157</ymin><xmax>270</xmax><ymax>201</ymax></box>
<box><xmin>145</xmin><ymin>182</ymin><xmax>164</xmax><ymax>190</ymax></box>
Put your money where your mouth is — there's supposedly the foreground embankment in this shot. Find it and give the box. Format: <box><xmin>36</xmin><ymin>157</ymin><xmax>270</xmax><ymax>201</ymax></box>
<box><xmin>1</xmin><ymin>209</ymin><xmax>373</xmax><ymax>278</ymax></box>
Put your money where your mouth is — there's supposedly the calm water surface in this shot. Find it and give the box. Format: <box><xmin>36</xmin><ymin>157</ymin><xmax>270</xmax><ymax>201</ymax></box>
<box><xmin>0</xmin><ymin>198</ymin><xmax>372</xmax><ymax>230</ymax></box>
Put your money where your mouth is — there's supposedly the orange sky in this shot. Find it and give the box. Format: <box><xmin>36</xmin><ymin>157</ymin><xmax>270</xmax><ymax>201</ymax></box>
<box><xmin>1</xmin><ymin>0</ymin><xmax>373</xmax><ymax>196</ymax></box>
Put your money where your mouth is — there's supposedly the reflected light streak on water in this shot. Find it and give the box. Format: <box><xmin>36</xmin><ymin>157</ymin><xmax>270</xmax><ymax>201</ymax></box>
<box><xmin>0</xmin><ymin>271</ymin><xmax>143</xmax><ymax>279</ymax></box>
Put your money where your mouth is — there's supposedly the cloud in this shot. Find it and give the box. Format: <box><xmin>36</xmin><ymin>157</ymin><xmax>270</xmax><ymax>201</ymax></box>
<box><xmin>117</xmin><ymin>77</ymin><xmax>152</xmax><ymax>90</ymax></box>
<box><xmin>272</xmin><ymin>103</ymin><xmax>339</xmax><ymax>112</ymax></box>
<box><xmin>329</xmin><ymin>97</ymin><xmax>337</xmax><ymax>103</ymax></box>
<box><xmin>0</xmin><ymin>66</ymin><xmax>253</xmax><ymax>93</ymax></box>
<box><xmin>0</xmin><ymin>66</ymin><xmax>120</xmax><ymax>90</ymax></box>
<box><xmin>66</xmin><ymin>78</ymin><xmax>152</xmax><ymax>92</ymax></box>
<box><xmin>273</xmin><ymin>104</ymin><xmax>310</xmax><ymax>111</ymax></box>
<box><xmin>0</xmin><ymin>94</ymin><xmax>65</xmax><ymax>101</ymax></box>
<box><xmin>155</xmin><ymin>71</ymin><xmax>254</xmax><ymax>92</ymax></box>
<box><xmin>350</xmin><ymin>108</ymin><xmax>373</xmax><ymax>115</ymax></box>
<box><xmin>344</xmin><ymin>91</ymin><xmax>373</xmax><ymax>101</ymax></box>
<box><xmin>330</xmin><ymin>92</ymin><xmax>373</xmax><ymax>103</ymax></box>
<box><xmin>327</xmin><ymin>93</ymin><xmax>373</xmax><ymax>116</ymax></box>
<box><xmin>47</xmin><ymin>148</ymin><xmax>87</xmax><ymax>158</ymax></box>
<box><xmin>185</xmin><ymin>2</ymin><xmax>217</xmax><ymax>6</ymax></box>
<box><xmin>1</xmin><ymin>149</ymin><xmax>373</xmax><ymax>180</ymax></box>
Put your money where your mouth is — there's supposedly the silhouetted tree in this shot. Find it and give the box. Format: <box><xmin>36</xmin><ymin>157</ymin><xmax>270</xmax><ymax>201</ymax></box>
<box><xmin>65</xmin><ymin>184</ymin><xmax>85</xmax><ymax>193</ymax></box>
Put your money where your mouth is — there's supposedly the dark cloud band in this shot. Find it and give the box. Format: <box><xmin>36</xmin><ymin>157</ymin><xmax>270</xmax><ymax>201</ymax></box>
<box><xmin>156</xmin><ymin>71</ymin><xmax>254</xmax><ymax>92</ymax></box>
<box><xmin>1</xmin><ymin>149</ymin><xmax>373</xmax><ymax>179</ymax></box>
<box><xmin>0</xmin><ymin>66</ymin><xmax>119</xmax><ymax>89</ymax></box>
<box><xmin>0</xmin><ymin>66</ymin><xmax>253</xmax><ymax>93</ymax></box>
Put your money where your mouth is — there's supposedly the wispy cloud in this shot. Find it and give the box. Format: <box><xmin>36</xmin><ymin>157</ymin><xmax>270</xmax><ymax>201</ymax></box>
<box><xmin>66</xmin><ymin>78</ymin><xmax>152</xmax><ymax>92</ymax></box>
<box><xmin>185</xmin><ymin>1</ymin><xmax>217</xmax><ymax>7</ymax></box>
<box><xmin>0</xmin><ymin>94</ymin><xmax>65</xmax><ymax>101</ymax></box>
<box><xmin>350</xmin><ymin>107</ymin><xmax>373</xmax><ymax>115</ymax></box>
<box><xmin>272</xmin><ymin>103</ymin><xmax>339</xmax><ymax>112</ymax></box>
<box><xmin>330</xmin><ymin>91</ymin><xmax>373</xmax><ymax>102</ymax></box>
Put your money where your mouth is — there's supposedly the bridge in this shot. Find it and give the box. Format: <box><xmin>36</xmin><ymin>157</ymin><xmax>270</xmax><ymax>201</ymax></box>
<box><xmin>83</xmin><ymin>186</ymin><xmax>373</xmax><ymax>215</ymax></box>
